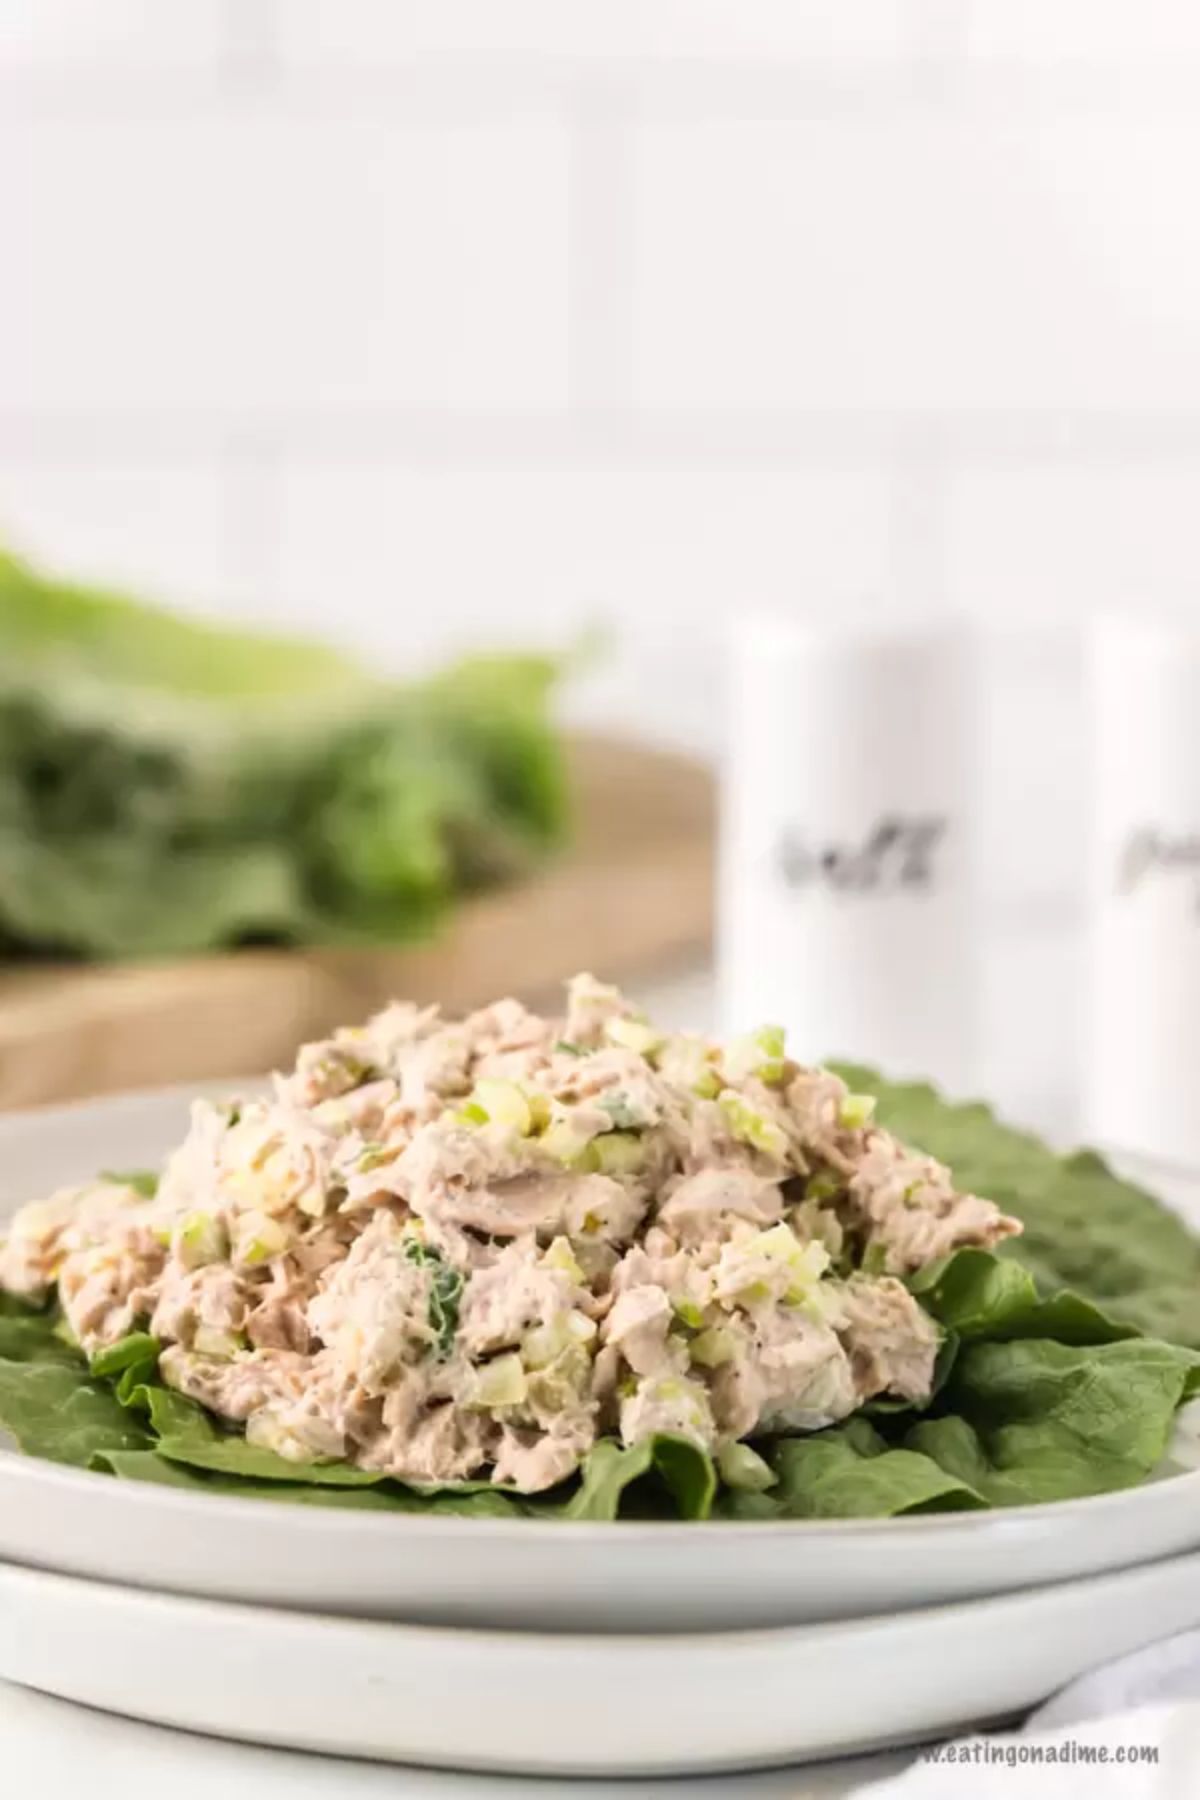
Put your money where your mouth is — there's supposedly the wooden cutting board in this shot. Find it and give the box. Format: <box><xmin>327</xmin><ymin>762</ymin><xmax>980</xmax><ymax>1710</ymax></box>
<box><xmin>0</xmin><ymin>735</ymin><xmax>714</xmax><ymax>1110</ymax></box>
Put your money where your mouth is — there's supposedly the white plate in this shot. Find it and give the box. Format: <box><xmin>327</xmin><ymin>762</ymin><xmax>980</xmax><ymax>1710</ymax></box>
<box><xmin>4</xmin><ymin>1552</ymin><xmax>1200</xmax><ymax>1776</ymax></box>
<box><xmin>5</xmin><ymin>1087</ymin><xmax>1200</xmax><ymax>1634</ymax></box>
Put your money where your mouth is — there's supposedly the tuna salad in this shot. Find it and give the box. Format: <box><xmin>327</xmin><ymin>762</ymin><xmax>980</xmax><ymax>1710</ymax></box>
<box><xmin>0</xmin><ymin>976</ymin><xmax>1022</xmax><ymax>1497</ymax></box>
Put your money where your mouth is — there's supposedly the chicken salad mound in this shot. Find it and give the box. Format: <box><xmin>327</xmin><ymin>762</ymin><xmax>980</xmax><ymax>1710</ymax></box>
<box><xmin>0</xmin><ymin>976</ymin><xmax>1020</xmax><ymax>1496</ymax></box>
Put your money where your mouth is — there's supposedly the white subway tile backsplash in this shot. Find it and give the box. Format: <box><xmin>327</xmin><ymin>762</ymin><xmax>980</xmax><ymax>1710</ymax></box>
<box><xmin>966</xmin><ymin>1</ymin><xmax>1200</xmax><ymax>62</ymax></box>
<box><xmin>280</xmin><ymin>1</ymin><xmax>912</xmax><ymax>67</ymax></box>
<box><xmin>3</xmin><ymin>112</ymin><xmax>570</xmax><ymax>418</ymax></box>
<box><xmin>631</xmin><ymin>117</ymin><xmax>1200</xmax><ymax>415</ymax></box>
<box><xmin>0</xmin><ymin>1</ymin><xmax>223</xmax><ymax>74</ymax></box>
<box><xmin>273</xmin><ymin>465</ymin><xmax>893</xmax><ymax>751</ymax></box>
<box><xmin>946</xmin><ymin>467</ymin><xmax>1200</xmax><ymax>620</ymax></box>
<box><xmin>0</xmin><ymin>460</ymin><xmax>240</xmax><ymax>607</ymax></box>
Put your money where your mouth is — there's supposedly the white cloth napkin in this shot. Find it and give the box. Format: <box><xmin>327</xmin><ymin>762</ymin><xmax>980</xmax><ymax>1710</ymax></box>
<box><xmin>857</xmin><ymin>1630</ymin><xmax>1200</xmax><ymax>1798</ymax></box>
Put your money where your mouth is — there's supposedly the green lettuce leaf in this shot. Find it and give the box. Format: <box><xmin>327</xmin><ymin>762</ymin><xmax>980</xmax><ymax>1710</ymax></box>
<box><xmin>908</xmin><ymin>1248</ymin><xmax>1136</xmax><ymax>1346</ymax></box>
<box><xmin>0</xmin><ymin>1311</ymin><xmax>83</xmax><ymax>1367</ymax></box>
<box><xmin>93</xmin><ymin>1445</ymin><xmax>535</xmax><ymax>1516</ymax></box>
<box><xmin>0</xmin><ymin>549</ymin><xmax>567</xmax><ymax>960</ymax></box>
<box><xmin>89</xmin><ymin>1332</ymin><xmax>162</xmax><ymax>1380</ymax></box>
<box><xmin>564</xmin><ymin>1435</ymin><xmax>716</xmax><ymax>1521</ymax></box>
<box><xmin>720</xmin><ymin>1418</ymin><xmax>986</xmax><ymax>1520</ymax></box>
<box><xmin>908</xmin><ymin>1337</ymin><xmax>1200</xmax><ymax>1505</ymax></box>
<box><xmin>0</xmin><ymin>1357</ymin><xmax>153</xmax><ymax>1464</ymax></box>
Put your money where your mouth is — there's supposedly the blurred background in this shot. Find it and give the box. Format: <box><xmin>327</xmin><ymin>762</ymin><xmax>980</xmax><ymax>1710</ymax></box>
<box><xmin>5</xmin><ymin>1</ymin><xmax>1198</xmax><ymax>1134</ymax></box>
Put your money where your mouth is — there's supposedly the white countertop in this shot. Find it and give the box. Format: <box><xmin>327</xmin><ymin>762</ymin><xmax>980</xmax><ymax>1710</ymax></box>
<box><xmin>0</xmin><ymin>1680</ymin><xmax>914</xmax><ymax>1800</ymax></box>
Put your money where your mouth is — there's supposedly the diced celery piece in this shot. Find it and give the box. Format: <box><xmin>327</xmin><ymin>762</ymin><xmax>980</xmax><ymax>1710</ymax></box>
<box><xmin>541</xmin><ymin>1236</ymin><xmax>585</xmax><ymax>1284</ymax></box>
<box><xmin>805</xmin><ymin>1170</ymin><xmax>841</xmax><ymax>1203</ymax></box>
<box><xmin>523</xmin><ymin>1320</ymin><xmax>569</xmax><ymax>1369</ymax></box>
<box><xmin>660</xmin><ymin>1034</ymin><xmax>724</xmax><ymax>1099</ymax></box>
<box><xmin>605</xmin><ymin>1016</ymin><xmax>663</xmax><ymax>1058</ymax></box>
<box><xmin>523</xmin><ymin>1312</ymin><xmax>595</xmax><ymax>1371</ymax></box>
<box><xmin>473</xmin><ymin>1080</ymin><xmax>533</xmax><ymax>1135</ymax></box>
<box><xmin>672</xmin><ymin>1297</ymin><xmax>706</xmax><ymax>1331</ymax></box>
<box><xmin>540</xmin><ymin>1114</ymin><xmax>598</xmax><ymax>1166</ymax></box>
<box><xmin>743</xmin><ymin>1222</ymin><xmax>830</xmax><ymax>1302</ymax></box>
<box><xmin>589</xmin><ymin>1131</ymin><xmax>647</xmax><ymax>1178</ymax></box>
<box><xmin>234</xmin><ymin>1212</ymin><xmax>290</xmax><ymax>1267</ymax></box>
<box><xmin>838</xmin><ymin>1092</ymin><xmax>877</xmax><ymax>1132</ymax></box>
<box><xmin>356</xmin><ymin>1142</ymin><xmax>397</xmax><ymax>1173</ymax></box>
<box><xmin>452</xmin><ymin>1101</ymin><xmax>489</xmax><ymax>1127</ymax></box>
<box><xmin>691</xmin><ymin>1326</ymin><xmax>737</xmax><ymax>1368</ymax></box>
<box><xmin>718</xmin><ymin>1093</ymin><xmax>788</xmax><ymax>1160</ymax></box>
<box><xmin>724</xmin><ymin>1023</ymin><xmax>787</xmax><ymax>1085</ymax></box>
<box><xmin>176</xmin><ymin>1211</ymin><xmax>228</xmax><ymax>1271</ymax></box>
<box><xmin>193</xmin><ymin>1326</ymin><xmax>245</xmax><ymax>1360</ymax></box>
<box><xmin>717</xmin><ymin>1441</ymin><xmax>778</xmax><ymax>1492</ymax></box>
<box><xmin>468</xmin><ymin>1353</ymin><xmax>528</xmax><ymax>1409</ymax></box>
<box><xmin>526</xmin><ymin>1090</ymin><xmax>553</xmax><ymax>1134</ymax></box>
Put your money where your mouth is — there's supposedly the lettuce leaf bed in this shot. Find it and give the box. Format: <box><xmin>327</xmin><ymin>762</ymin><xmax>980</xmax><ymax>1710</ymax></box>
<box><xmin>4</xmin><ymin>1082</ymin><xmax>1200</xmax><ymax>1522</ymax></box>
<box><xmin>0</xmin><ymin>549</ymin><xmax>567</xmax><ymax>960</ymax></box>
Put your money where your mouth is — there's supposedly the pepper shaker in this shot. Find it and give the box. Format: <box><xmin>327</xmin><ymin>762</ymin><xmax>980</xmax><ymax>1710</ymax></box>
<box><xmin>1087</xmin><ymin>616</ymin><xmax>1200</xmax><ymax>1168</ymax></box>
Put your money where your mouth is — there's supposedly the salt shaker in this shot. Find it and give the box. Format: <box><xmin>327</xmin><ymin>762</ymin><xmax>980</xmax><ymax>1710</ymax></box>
<box><xmin>1086</xmin><ymin>616</ymin><xmax>1200</xmax><ymax>1168</ymax></box>
<box><xmin>719</xmin><ymin>617</ymin><xmax>977</xmax><ymax>1089</ymax></box>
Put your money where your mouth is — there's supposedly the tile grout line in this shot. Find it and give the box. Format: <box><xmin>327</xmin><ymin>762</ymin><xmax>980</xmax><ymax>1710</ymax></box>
<box><xmin>17</xmin><ymin>415</ymin><xmax>1200</xmax><ymax>469</ymax></box>
<box><xmin>217</xmin><ymin>0</ymin><xmax>280</xmax><ymax>96</ymax></box>
<box><xmin>220</xmin><ymin>434</ymin><xmax>283</xmax><ymax>618</ymax></box>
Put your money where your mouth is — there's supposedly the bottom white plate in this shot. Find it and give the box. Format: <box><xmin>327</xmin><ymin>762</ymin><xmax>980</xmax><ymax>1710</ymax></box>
<box><xmin>3</xmin><ymin>1553</ymin><xmax>1200</xmax><ymax>1776</ymax></box>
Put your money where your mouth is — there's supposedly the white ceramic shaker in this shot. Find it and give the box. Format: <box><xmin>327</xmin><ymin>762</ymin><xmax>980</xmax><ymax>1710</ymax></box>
<box><xmin>719</xmin><ymin>617</ymin><xmax>977</xmax><ymax>1089</ymax></box>
<box><xmin>1086</xmin><ymin>617</ymin><xmax>1200</xmax><ymax>1168</ymax></box>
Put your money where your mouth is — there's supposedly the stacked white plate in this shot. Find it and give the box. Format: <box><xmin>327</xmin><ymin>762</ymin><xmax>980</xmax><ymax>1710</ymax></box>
<box><xmin>4</xmin><ymin>1089</ymin><xmax>1200</xmax><ymax>1776</ymax></box>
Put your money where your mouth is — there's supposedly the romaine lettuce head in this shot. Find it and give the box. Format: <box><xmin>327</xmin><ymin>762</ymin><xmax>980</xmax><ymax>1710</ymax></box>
<box><xmin>0</xmin><ymin>550</ymin><xmax>565</xmax><ymax>958</ymax></box>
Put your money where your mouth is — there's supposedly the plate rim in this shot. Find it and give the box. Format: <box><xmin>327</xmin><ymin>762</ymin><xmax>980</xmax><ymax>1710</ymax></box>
<box><xmin>4</xmin><ymin>1436</ymin><xmax>1200</xmax><ymax>1542</ymax></box>
<box><xmin>7</xmin><ymin>1538</ymin><xmax>1200</xmax><ymax>1649</ymax></box>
